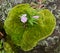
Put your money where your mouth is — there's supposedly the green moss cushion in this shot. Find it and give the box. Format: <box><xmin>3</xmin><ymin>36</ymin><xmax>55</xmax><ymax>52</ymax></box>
<box><xmin>4</xmin><ymin>42</ymin><xmax>14</xmax><ymax>53</ymax></box>
<box><xmin>4</xmin><ymin>4</ymin><xmax>56</xmax><ymax>51</ymax></box>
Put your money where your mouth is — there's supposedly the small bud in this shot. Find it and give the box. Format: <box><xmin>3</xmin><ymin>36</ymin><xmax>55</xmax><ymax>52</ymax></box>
<box><xmin>33</xmin><ymin>16</ymin><xmax>39</xmax><ymax>19</ymax></box>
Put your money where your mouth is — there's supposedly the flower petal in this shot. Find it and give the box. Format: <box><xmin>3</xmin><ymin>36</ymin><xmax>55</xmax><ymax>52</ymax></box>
<box><xmin>33</xmin><ymin>16</ymin><xmax>39</xmax><ymax>19</ymax></box>
<box><xmin>21</xmin><ymin>16</ymin><xmax>27</xmax><ymax>23</ymax></box>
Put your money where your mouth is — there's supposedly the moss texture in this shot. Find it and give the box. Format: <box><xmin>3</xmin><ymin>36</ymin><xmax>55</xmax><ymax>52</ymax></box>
<box><xmin>4</xmin><ymin>42</ymin><xmax>14</xmax><ymax>53</ymax></box>
<box><xmin>4</xmin><ymin>4</ymin><xmax>56</xmax><ymax>51</ymax></box>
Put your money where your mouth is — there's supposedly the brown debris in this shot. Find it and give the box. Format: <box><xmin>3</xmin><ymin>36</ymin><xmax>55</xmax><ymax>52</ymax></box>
<box><xmin>0</xmin><ymin>32</ymin><xmax>4</xmax><ymax>39</ymax></box>
<box><xmin>30</xmin><ymin>2</ymin><xmax>44</xmax><ymax>9</ymax></box>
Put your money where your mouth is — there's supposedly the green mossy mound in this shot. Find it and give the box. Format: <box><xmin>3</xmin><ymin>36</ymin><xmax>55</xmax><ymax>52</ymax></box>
<box><xmin>4</xmin><ymin>42</ymin><xmax>14</xmax><ymax>53</ymax></box>
<box><xmin>4</xmin><ymin>4</ymin><xmax>56</xmax><ymax>51</ymax></box>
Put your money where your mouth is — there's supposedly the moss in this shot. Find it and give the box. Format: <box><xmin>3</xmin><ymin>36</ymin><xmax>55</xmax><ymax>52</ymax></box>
<box><xmin>4</xmin><ymin>42</ymin><xmax>14</xmax><ymax>53</ymax></box>
<box><xmin>4</xmin><ymin>4</ymin><xmax>56</xmax><ymax>51</ymax></box>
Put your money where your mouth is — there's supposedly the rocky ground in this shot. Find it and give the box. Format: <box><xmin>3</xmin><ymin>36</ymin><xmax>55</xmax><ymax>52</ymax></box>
<box><xmin>0</xmin><ymin>0</ymin><xmax>60</xmax><ymax>53</ymax></box>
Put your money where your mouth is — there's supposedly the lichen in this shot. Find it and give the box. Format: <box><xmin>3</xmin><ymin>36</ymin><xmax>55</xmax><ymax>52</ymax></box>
<box><xmin>4</xmin><ymin>4</ymin><xmax>56</xmax><ymax>51</ymax></box>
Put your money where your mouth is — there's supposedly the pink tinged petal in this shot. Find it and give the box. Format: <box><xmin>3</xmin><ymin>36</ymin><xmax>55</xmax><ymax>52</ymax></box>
<box><xmin>21</xmin><ymin>16</ymin><xmax>27</xmax><ymax>23</ymax></box>
<box><xmin>33</xmin><ymin>16</ymin><xmax>39</xmax><ymax>19</ymax></box>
